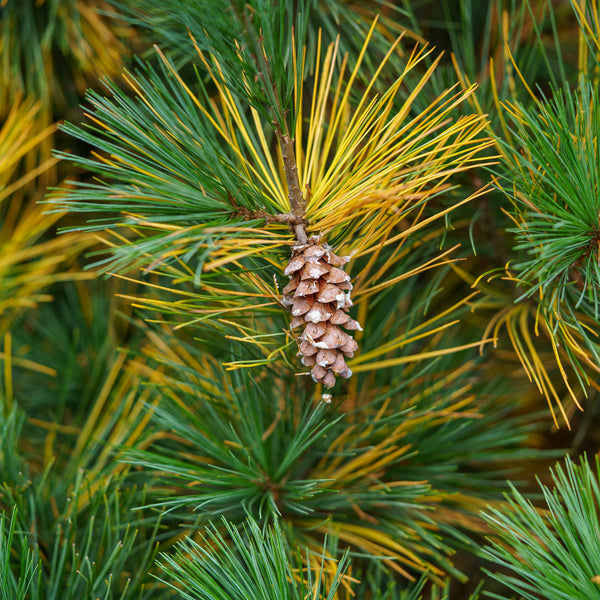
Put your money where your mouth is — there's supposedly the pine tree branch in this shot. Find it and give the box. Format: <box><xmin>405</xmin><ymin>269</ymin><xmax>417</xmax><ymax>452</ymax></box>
<box><xmin>276</xmin><ymin>131</ymin><xmax>304</xmax><ymax>217</ymax></box>
<box><xmin>229</xmin><ymin>194</ymin><xmax>307</xmax><ymax>242</ymax></box>
<box><xmin>276</xmin><ymin>131</ymin><xmax>308</xmax><ymax>244</ymax></box>
<box><xmin>274</xmin><ymin>116</ymin><xmax>308</xmax><ymax>243</ymax></box>
<box><xmin>239</xmin><ymin>12</ymin><xmax>308</xmax><ymax>244</ymax></box>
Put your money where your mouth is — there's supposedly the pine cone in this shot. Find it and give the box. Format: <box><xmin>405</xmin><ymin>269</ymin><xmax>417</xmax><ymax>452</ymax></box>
<box><xmin>282</xmin><ymin>235</ymin><xmax>361</xmax><ymax>388</ymax></box>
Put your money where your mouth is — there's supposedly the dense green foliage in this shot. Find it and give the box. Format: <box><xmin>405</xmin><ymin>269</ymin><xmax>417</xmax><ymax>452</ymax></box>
<box><xmin>1</xmin><ymin>1</ymin><xmax>600</xmax><ymax>599</ymax></box>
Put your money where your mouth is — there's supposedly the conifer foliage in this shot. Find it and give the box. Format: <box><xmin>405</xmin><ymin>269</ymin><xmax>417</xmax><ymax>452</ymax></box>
<box><xmin>1</xmin><ymin>1</ymin><xmax>600</xmax><ymax>599</ymax></box>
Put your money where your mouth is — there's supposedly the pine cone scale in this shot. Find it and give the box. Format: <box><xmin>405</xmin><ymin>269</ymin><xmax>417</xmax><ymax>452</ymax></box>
<box><xmin>282</xmin><ymin>235</ymin><xmax>360</xmax><ymax>388</ymax></box>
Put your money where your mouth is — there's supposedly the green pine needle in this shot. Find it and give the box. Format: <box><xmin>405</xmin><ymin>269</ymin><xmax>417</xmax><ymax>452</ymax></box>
<box><xmin>482</xmin><ymin>454</ymin><xmax>600</xmax><ymax>600</ymax></box>
<box><xmin>500</xmin><ymin>79</ymin><xmax>600</xmax><ymax>319</ymax></box>
<box><xmin>157</xmin><ymin>516</ymin><xmax>351</xmax><ymax>600</ymax></box>
<box><xmin>0</xmin><ymin>510</ymin><xmax>38</xmax><ymax>600</ymax></box>
<box><xmin>122</xmin><ymin>327</ymin><xmax>546</xmax><ymax>583</ymax></box>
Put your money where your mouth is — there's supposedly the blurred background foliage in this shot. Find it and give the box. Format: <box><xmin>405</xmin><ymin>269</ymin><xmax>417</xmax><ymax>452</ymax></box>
<box><xmin>1</xmin><ymin>1</ymin><xmax>600</xmax><ymax>599</ymax></box>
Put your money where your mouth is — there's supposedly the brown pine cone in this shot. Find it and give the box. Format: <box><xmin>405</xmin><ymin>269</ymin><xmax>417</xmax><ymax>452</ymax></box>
<box><xmin>282</xmin><ymin>235</ymin><xmax>361</xmax><ymax>388</ymax></box>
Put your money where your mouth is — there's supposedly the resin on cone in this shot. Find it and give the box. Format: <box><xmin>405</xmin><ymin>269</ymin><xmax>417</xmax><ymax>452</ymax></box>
<box><xmin>283</xmin><ymin>235</ymin><xmax>361</xmax><ymax>388</ymax></box>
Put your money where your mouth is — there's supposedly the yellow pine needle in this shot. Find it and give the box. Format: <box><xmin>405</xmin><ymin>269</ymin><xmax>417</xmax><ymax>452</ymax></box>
<box><xmin>2</xmin><ymin>332</ymin><xmax>12</xmax><ymax>406</ymax></box>
<box><xmin>319</xmin><ymin>427</ymin><xmax>410</xmax><ymax>486</ymax></box>
<box><xmin>503</xmin><ymin>43</ymin><xmax>537</xmax><ymax>107</ymax></box>
<box><xmin>114</xmin><ymin>216</ymin><xmax>180</xmax><ymax>233</ymax></box>
<box><xmin>351</xmin><ymin>213</ymin><xmax>453</xmax><ymax>292</ymax></box>
<box><xmin>0</xmin><ymin>352</ymin><xmax>57</xmax><ymax>377</ymax></box>
<box><xmin>351</xmin><ymin>340</ymin><xmax>494</xmax><ymax>374</ymax></box>
<box><xmin>72</xmin><ymin>351</ymin><xmax>128</xmax><ymax>458</ymax></box>
<box><xmin>514</xmin><ymin>306</ymin><xmax>563</xmax><ymax>426</ymax></box>
<box><xmin>302</xmin><ymin>520</ymin><xmax>439</xmax><ymax>578</ymax></box>
<box><xmin>221</xmin><ymin>319</ymin><xmax>285</xmax><ymax>351</ymax></box>
<box><xmin>222</xmin><ymin>347</ymin><xmax>294</xmax><ymax>369</ymax></box>
<box><xmin>556</xmin><ymin>320</ymin><xmax>600</xmax><ymax>370</ymax></box>
<box><xmin>313</xmin><ymin>425</ymin><xmax>359</xmax><ymax>474</ymax></box>
<box><xmin>223</xmin><ymin>359</ymin><xmax>271</xmax><ymax>369</ymax></box>
<box><xmin>0</xmin><ymin>156</ymin><xmax>60</xmax><ymax>204</ymax></box>
<box><xmin>122</xmin><ymin>295</ymin><xmax>273</xmax><ymax>317</ymax></box>
<box><xmin>351</xmin><ymin>186</ymin><xmax>491</xmax><ymax>261</ymax></box>
<box><xmin>350</xmin><ymin>320</ymin><xmax>460</xmax><ymax>367</ymax></box>
<box><xmin>203</xmin><ymin>241</ymin><xmax>288</xmax><ymax>271</ymax></box>
<box><xmin>75</xmin><ymin>366</ymin><xmax>158</xmax><ymax>511</ymax></box>
<box><xmin>421</xmin><ymin>394</ymin><xmax>481</xmax><ymax>421</ymax></box>
<box><xmin>143</xmin><ymin>326</ymin><xmax>218</xmax><ymax>387</ymax></box>
<box><xmin>352</xmin><ymin>291</ymin><xmax>480</xmax><ymax>366</ymax></box>
<box><xmin>0</xmin><ymin>100</ymin><xmax>57</xmax><ymax>185</ymax></box>
<box><xmin>295</xmin><ymin>30</ymin><xmax>332</xmax><ymax>191</ymax></box>
<box><xmin>407</xmin><ymin>360</ymin><xmax>478</xmax><ymax>405</ymax></box>
<box><xmin>185</xmin><ymin>285</ymin><xmax>269</xmax><ymax>300</ymax></box>
<box><xmin>355</xmin><ymin>245</ymin><xmax>460</xmax><ymax>301</ymax></box>
<box><xmin>489</xmin><ymin>57</ymin><xmax>513</xmax><ymax>156</ymax></box>
<box><xmin>546</xmin><ymin>321</ymin><xmax>581</xmax><ymax>412</ymax></box>
<box><xmin>175</xmin><ymin>300</ymin><xmax>278</xmax><ymax>320</ymax></box>
<box><xmin>323</xmin><ymin>441</ymin><xmax>412</xmax><ymax>483</ymax></box>
<box><xmin>110</xmin><ymin>272</ymin><xmax>202</xmax><ymax>298</ymax></box>
<box><xmin>185</xmin><ymin>283</ymin><xmax>271</xmax><ymax>300</ymax></box>
<box><xmin>572</xmin><ymin>0</ymin><xmax>600</xmax><ymax>59</ymax></box>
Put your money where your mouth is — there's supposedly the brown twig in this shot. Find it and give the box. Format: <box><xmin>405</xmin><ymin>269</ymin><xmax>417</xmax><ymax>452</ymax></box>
<box><xmin>229</xmin><ymin>198</ymin><xmax>308</xmax><ymax>243</ymax></box>
<box><xmin>232</xmin><ymin>11</ymin><xmax>308</xmax><ymax>244</ymax></box>
<box><xmin>275</xmin><ymin>130</ymin><xmax>307</xmax><ymax>244</ymax></box>
<box><xmin>249</xmin><ymin>33</ymin><xmax>307</xmax><ymax>242</ymax></box>
<box><xmin>231</xmin><ymin>204</ymin><xmax>295</xmax><ymax>224</ymax></box>
<box><xmin>276</xmin><ymin>132</ymin><xmax>303</xmax><ymax>216</ymax></box>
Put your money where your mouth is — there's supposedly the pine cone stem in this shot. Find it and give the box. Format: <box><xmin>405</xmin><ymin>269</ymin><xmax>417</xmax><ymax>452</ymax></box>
<box><xmin>293</xmin><ymin>222</ymin><xmax>308</xmax><ymax>245</ymax></box>
<box><xmin>275</xmin><ymin>129</ymin><xmax>305</xmax><ymax>221</ymax></box>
